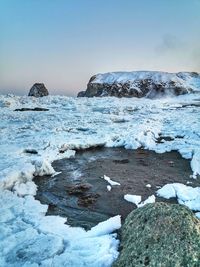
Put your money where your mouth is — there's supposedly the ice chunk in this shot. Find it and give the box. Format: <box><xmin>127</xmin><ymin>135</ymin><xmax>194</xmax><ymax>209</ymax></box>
<box><xmin>157</xmin><ymin>183</ymin><xmax>200</xmax><ymax>211</ymax></box>
<box><xmin>103</xmin><ymin>175</ymin><xmax>120</xmax><ymax>186</ymax></box>
<box><xmin>124</xmin><ymin>194</ymin><xmax>141</xmax><ymax>206</ymax></box>
<box><xmin>87</xmin><ymin>215</ymin><xmax>121</xmax><ymax>237</ymax></box>
<box><xmin>157</xmin><ymin>184</ymin><xmax>177</xmax><ymax>199</ymax></box>
<box><xmin>107</xmin><ymin>185</ymin><xmax>112</xmax><ymax>191</ymax></box>
<box><xmin>191</xmin><ymin>150</ymin><xmax>200</xmax><ymax>178</ymax></box>
<box><xmin>146</xmin><ymin>184</ymin><xmax>151</xmax><ymax>188</ymax></box>
<box><xmin>34</xmin><ymin>159</ymin><xmax>55</xmax><ymax>176</ymax></box>
<box><xmin>13</xmin><ymin>181</ymin><xmax>37</xmax><ymax>196</ymax></box>
<box><xmin>138</xmin><ymin>195</ymin><xmax>156</xmax><ymax>208</ymax></box>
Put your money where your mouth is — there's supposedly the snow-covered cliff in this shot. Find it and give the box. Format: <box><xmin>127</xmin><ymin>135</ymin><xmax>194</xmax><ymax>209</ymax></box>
<box><xmin>78</xmin><ymin>71</ymin><xmax>200</xmax><ymax>98</ymax></box>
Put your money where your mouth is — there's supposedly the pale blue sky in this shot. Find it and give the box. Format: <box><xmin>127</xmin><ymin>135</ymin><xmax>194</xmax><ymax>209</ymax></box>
<box><xmin>0</xmin><ymin>0</ymin><xmax>200</xmax><ymax>95</ymax></box>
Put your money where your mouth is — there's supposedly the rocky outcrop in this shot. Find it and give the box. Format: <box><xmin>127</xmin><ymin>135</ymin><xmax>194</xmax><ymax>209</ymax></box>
<box><xmin>78</xmin><ymin>71</ymin><xmax>200</xmax><ymax>98</ymax></box>
<box><xmin>77</xmin><ymin>91</ymin><xmax>86</xmax><ymax>97</ymax></box>
<box><xmin>113</xmin><ymin>202</ymin><xmax>200</xmax><ymax>267</ymax></box>
<box><xmin>28</xmin><ymin>83</ymin><xmax>49</xmax><ymax>97</ymax></box>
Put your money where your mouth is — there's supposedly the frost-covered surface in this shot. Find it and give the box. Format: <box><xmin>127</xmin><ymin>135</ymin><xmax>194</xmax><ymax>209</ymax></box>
<box><xmin>0</xmin><ymin>93</ymin><xmax>200</xmax><ymax>265</ymax></box>
<box><xmin>157</xmin><ymin>183</ymin><xmax>200</xmax><ymax>211</ymax></box>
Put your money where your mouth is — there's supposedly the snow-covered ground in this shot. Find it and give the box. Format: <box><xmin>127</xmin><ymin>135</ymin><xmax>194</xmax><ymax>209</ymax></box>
<box><xmin>0</xmin><ymin>93</ymin><xmax>200</xmax><ymax>266</ymax></box>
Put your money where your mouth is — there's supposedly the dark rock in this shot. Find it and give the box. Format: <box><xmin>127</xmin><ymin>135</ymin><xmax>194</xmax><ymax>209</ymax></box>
<box><xmin>28</xmin><ymin>83</ymin><xmax>49</xmax><ymax>97</ymax></box>
<box><xmin>77</xmin><ymin>193</ymin><xmax>100</xmax><ymax>207</ymax></box>
<box><xmin>113</xmin><ymin>159</ymin><xmax>129</xmax><ymax>164</ymax></box>
<box><xmin>67</xmin><ymin>183</ymin><xmax>92</xmax><ymax>195</ymax></box>
<box><xmin>15</xmin><ymin>107</ymin><xmax>49</xmax><ymax>111</ymax></box>
<box><xmin>24</xmin><ymin>149</ymin><xmax>38</xmax><ymax>154</ymax></box>
<box><xmin>77</xmin><ymin>91</ymin><xmax>86</xmax><ymax>97</ymax></box>
<box><xmin>113</xmin><ymin>202</ymin><xmax>200</xmax><ymax>267</ymax></box>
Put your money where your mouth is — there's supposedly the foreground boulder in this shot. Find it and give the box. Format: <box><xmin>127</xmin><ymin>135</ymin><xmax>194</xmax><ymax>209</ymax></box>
<box><xmin>28</xmin><ymin>83</ymin><xmax>49</xmax><ymax>97</ymax></box>
<box><xmin>78</xmin><ymin>71</ymin><xmax>200</xmax><ymax>98</ymax></box>
<box><xmin>113</xmin><ymin>203</ymin><xmax>200</xmax><ymax>267</ymax></box>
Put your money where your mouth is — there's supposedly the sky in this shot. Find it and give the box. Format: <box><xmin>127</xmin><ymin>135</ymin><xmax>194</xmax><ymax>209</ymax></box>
<box><xmin>0</xmin><ymin>0</ymin><xmax>200</xmax><ymax>96</ymax></box>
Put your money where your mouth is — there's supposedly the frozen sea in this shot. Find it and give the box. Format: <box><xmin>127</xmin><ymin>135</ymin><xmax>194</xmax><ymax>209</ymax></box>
<box><xmin>0</xmin><ymin>93</ymin><xmax>200</xmax><ymax>266</ymax></box>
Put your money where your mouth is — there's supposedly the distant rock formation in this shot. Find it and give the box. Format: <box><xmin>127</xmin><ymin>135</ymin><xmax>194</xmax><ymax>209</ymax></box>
<box><xmin>78</xmin><ymin>71</ymin><xmax>200</xmax><ymax>98</ymax></box>
<box><xmin>28</xmin><ymin>83</ymin><xmax>49</xmax><ymax>97</ymax></box>
<box><xmin>113</xmin><ymin>202</ymin><xmax>200</xmax><ymax>267</ymax></box>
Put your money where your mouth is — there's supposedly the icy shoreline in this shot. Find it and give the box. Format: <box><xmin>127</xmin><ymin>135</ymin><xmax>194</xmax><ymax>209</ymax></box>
<box><xmin>0</xmin><ymin>93</ymin><xmax>200</xmax><ymax>266</ymax></box>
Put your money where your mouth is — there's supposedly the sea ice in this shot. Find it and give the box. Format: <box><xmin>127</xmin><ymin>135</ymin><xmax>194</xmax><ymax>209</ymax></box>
<box><xmin>0</xmin><ymin>92</ymin><xmax>200</xmax><ymax>266</ymax></box>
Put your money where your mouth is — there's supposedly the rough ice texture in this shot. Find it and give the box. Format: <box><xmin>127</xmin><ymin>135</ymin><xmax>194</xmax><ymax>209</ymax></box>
<box><xmin>78</xmin><ymin>71</ymin><xmax>200</xmax><ymax>98</ymax></box>
<box><xmin>0</xmin><ymin>92</ymin><xmax>200</xmax><ymax>265</ymax></box>
<box><xmin>113</xmin><ymin>203</ymin><xmax>200</xmax><ymax>267</ymax></box>
<box><xmin>0</xmin><ymin>190</ymin><xmax>120</xmax><ymax>267</ymax></box>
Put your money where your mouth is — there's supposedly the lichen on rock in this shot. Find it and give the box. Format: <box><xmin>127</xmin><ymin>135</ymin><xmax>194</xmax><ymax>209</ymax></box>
<box><xmin>113</xmin><ymin>202</ymin><xmax>200</xmax><ymax>267</ymax></box>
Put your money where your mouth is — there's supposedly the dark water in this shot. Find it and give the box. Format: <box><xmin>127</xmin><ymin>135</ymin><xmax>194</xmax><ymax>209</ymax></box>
<box><xmin>35</xmin><ymin>147</ymin><xmax>199</xmax><ymax>230</ymax></box>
